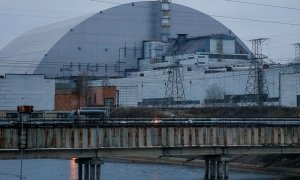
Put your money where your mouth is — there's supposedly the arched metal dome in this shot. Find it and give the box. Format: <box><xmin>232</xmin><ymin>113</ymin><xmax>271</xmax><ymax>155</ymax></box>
<box><xmin>0</xmin><ymin>1</ymin><xmax>249</xmax><ymax>78</ymax></box>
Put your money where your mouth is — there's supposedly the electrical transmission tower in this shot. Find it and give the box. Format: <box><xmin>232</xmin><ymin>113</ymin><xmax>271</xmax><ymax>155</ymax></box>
<box><xmin>292</xmin><ymin>43</ymin><xmax>300</xmax><ymax>63</ymax></box>
<box><xmin>244</xmin><ymin>38</ymin><xmax>270</xmax><ymax>106</ymax></box>
<box><xmin>164</xmin><ymin>60</ymin><xmax>186</xmax><ymax>108</ymax></box>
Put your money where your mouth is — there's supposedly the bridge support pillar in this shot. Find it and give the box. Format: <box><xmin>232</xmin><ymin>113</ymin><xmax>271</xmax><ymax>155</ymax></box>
<box><xmin>205</xmin><ymin>160</ymin><xmax>210</xmax><ymax>178</ymax></box>
<box><xmin>96</xmin><ymin>164</ymin><xmax>101</xmax><ymax>180</ymax></box>
<box><xmin>84</xmin><ymin>164</ymin><xmax>89</xmax><ymax>180</ymax></box>
<box><xmin>224</xmin><ymin>161</ymin><xmax>229</xmax><ymax>179</ymax></box>
<box><xmin>78</xmin><ymin>163</ymin><xmax>83</xmax><ymax>180</ymax></box>
<box><xmin>217</xmin><ymin>161</ymin><xmax>223</xmax><ymax>179</ymax></box>
<box><xmin>90</xmin><ymin>164</ymin><xmax>95</xmax><ymax>180</ymax></box>
<box><xmin>76</xmin><ymin>158</ymin><xmax>103</xmax><ymax>180</ymax></box>
<box><xmin>205</xmin><ymin>156</ymin><xmax>231</xmax><ymax>180</ymax></box>
<box><xmin>210</xmin><ymin>160</ymin><xmax>217</xmax><ymax>179</ymax></box>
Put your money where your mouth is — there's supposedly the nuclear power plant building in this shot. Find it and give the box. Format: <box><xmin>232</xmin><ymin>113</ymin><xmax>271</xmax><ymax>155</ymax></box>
<box><xmin>0</xmin><ymin>1</ymin><xmax>300</xmax><ymax>109</ymax></box>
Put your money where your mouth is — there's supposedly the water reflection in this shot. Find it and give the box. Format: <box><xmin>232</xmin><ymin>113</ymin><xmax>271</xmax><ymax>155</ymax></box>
<box><xmin>69</xmin><ymin>158</ymin><xmax>78</xmax><ymax>180</ymax></box>
<box><xmin>0</xmin><ymin>159</ymin><xmax>297</xmax><ymax>180</ymax></box>
<box><xmin>150</xmin><ymin>171</ymin><xmax>161</xmax><ymax>180</ymax></box>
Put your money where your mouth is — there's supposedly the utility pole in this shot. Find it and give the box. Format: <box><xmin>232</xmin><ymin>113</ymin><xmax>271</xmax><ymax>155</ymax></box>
<box><xmin>292</xmin><ymin>43</ymin><xmax>300</xmax><ymax>63</ymax></box>
<box><xmin>17</xmin><ymin>105</ymin><xmax>33</xmax><ymax>180</ymax></box>
<box><xmin>244</xmin><ymin>38</ymin><xmax>270</xmax><ymax>106</ymax></box>
<box><xmin>164</xmin><ymin>59</ymin><xmax>186</xmax><ymax>108</ymax></box>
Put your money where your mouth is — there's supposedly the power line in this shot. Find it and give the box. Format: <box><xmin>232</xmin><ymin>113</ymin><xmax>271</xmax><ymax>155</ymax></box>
<box><xmin>0</xmin><ymin>1</ymin><xmax>297</xmax><ymax>70</ymax></box>
<box><xmin>0</xmin><ymin>13</ymin><xmax>75</xmax><ymax>19</ymax></box>
<box><xmin>211</xmin><ymin>14</ymin><xmax>300</xmax><ymax>26</ymax></box>
<box><xmin>0</xmin><ymin>15</ymin><xmax>237</xmax><ymax>41</ymax></box>
<box><xmin>0</xmin><ymin>8</ymin><xmax>91</xmax><ymax>15</ymax></box>
<box><xmin>0</xmin><ymin>0</ymin><xmax>298</xmax><ymax>27</ymax></box>
<box><xmin>0</xmin><ymin>1</ymin><xmax>299</xmax><ymax>47</ymax></box>
<box><xmin>244</xmin><ymin>38</ymin><xmax>270</xmax><ymax>106</ymax></box>
<box><xmin>90</xmin><ymin>0</ymin><xmax>122</xmax><ymax>6</ymax></box>
<box><xmin>225</xmin><ymin>0</ymin><xmax>300</xmax><ymax>11</ymax></box>
<box><xmin>84</xmin><ymin>65</ymin><xmax>285</xmax><ymax>88</ymax></box>
<box><xmin>1</xmin><ymin>27</ymin><xmax>300</xmax><ymax>46</ymax></box>
<box><xmin>89</xmin><ymin>0</ymin><xmax>300</xmax><ymax>26</ymax></box>
<box><xmin>0</xmin><ymin>2</ymin><xmax>298</xmax><ymax>51</ymax></box>
<box><xmin>90</xmin><ymin>67</ymin><xmax>284</xmax><ymax>99</ymax></box>
<box><xmin>0</xmin><ymin>50</ymin><xmax>48</xmax><ymax>59</ymax></box>
<box><xmin>164</xmin><ymin>61</ymin><xmax>186</xmax><ymax>108</ymax></box>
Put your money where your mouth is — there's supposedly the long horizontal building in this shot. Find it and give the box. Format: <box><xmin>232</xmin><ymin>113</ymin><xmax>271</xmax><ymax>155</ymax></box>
<box><xmin>92</xmin><ymin>64</ymin><xmax>299</xmax><ymax>107</ymax></box>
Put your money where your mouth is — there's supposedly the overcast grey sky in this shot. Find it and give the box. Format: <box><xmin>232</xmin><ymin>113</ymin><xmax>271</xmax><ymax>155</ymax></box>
<box><xmin>0</xmin><ymin>0</ymin><xmax>299</xmax><ymax>63</ymax></box>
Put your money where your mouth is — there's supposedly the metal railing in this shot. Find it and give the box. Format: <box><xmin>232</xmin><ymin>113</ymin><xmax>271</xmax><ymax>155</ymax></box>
<box><xmin>1</xmin><ymin>117</ymin><xmax>300</xmax><ymax>127</ymax></box>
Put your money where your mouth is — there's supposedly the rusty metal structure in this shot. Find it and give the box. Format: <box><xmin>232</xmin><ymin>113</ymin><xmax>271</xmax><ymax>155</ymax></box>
<box><xmin>1</xmin><ymin>117</ymin><xmax>300</xmax><ymax>179</ymax></box>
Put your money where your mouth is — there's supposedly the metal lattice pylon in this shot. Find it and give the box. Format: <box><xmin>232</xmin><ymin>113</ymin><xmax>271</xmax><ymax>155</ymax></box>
<box><xmin>244</xmin><ymin>38</ymin><xmax>270</xmax><ymax>106</ymax></box>
<box><xmin>292</xmin><ymin>43</ymin><xmax>300</xmax><ymax>63</ymax></box>
<box><xmin>164</xmin><ymin>60</ymin><xmax>186</xmax><ymax>108</ymax></box>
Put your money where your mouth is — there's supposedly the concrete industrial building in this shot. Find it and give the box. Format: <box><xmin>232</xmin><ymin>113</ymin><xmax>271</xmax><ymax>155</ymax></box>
<box><xmin>0</xmin><ymin>1</ymin><xmax>299</xmax><ymax>110</ymax></box>
<box><xmin>0</xmin><ymin>74</ymin><xmax>55</xmax><ymax>110</ymax></box>
<box><xmin>93</xmin><ymin>63</ymin><xmax>299</xmax><ymax>107</ymax></box>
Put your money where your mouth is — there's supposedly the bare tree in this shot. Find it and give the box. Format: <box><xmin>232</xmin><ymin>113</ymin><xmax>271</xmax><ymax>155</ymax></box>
<box><xmin>75</xmin><ymin>71</ymin><xmax>92</xmax><ymax>108</ymax></box>
<box><xmin>205</xmin><ymin>83</ymin><xmax>224</xmax><ymax>107</ymax></box>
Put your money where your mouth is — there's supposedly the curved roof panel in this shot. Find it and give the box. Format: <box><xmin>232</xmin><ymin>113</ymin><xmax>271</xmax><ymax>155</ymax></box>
<box><xmin>0</xmin><ymin>1</ymin><xmax>249</xmax><ymax>78</ymax></box>
<box><xmin>0</xmin><ymin>15</ymin><xmax>91</xmax><ymax>75</ymax></box>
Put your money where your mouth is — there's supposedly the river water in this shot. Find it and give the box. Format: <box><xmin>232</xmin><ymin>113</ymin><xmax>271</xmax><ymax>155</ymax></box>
<box><xmin>0</xmin><ymin>159</ymin><xmax>295</xmax><ymax>180</ymax></box>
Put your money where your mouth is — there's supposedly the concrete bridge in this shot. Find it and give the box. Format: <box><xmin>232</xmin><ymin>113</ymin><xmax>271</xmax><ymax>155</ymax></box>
<box><xmin>0</xmin><ymin>118</ymin><xmax>300</xmax><ymax>179</ymax></box>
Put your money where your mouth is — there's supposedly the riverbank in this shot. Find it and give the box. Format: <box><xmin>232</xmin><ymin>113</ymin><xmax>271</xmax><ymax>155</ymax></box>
<box><xmin>104</xmin><ymin>156</ymin><xmax>300</xmax><ymax>178</ymax></box>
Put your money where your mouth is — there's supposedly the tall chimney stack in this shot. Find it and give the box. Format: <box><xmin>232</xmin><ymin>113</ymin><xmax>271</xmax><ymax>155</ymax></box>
<box><xmin>161</xmin><ymin>0</ymin><xmax>171</xmax><ymax>42</ymax></box>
